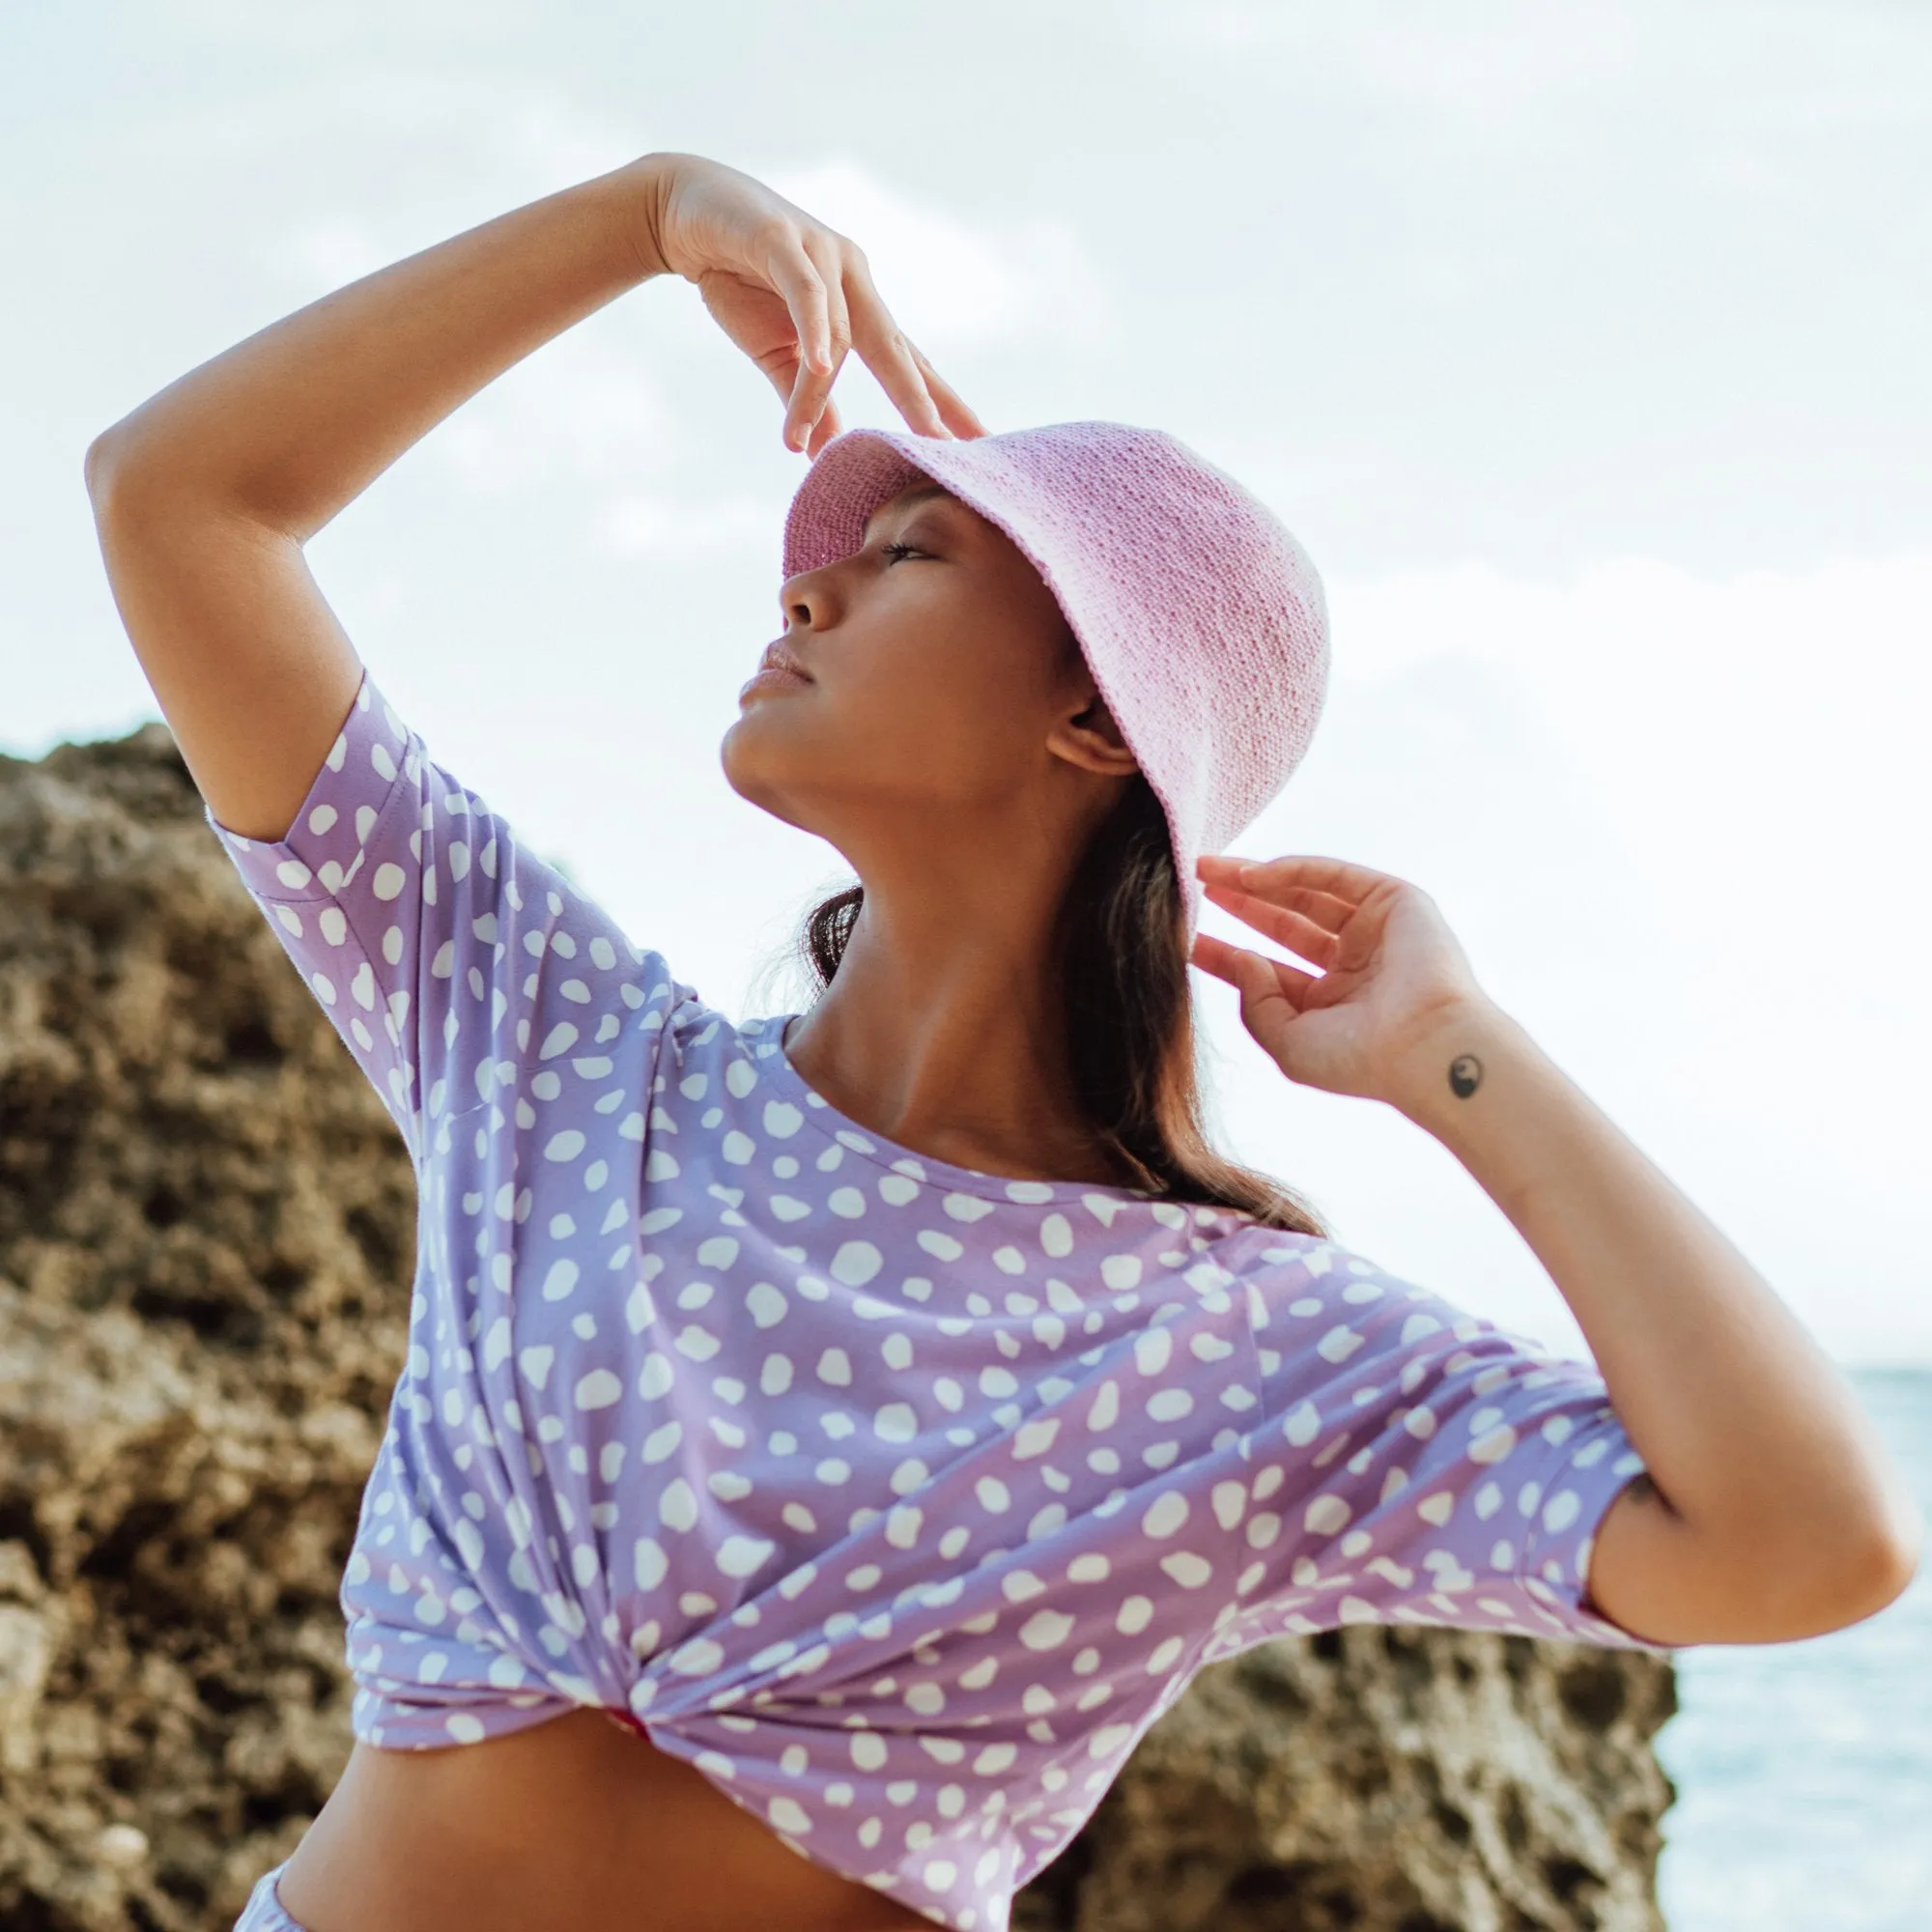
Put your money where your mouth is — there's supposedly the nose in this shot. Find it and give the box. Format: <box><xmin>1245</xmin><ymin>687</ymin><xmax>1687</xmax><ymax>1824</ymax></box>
<box><xmin>779</xmin><ymin>569</ymin><xmax>826</xmax><ymax>635</ymax></box>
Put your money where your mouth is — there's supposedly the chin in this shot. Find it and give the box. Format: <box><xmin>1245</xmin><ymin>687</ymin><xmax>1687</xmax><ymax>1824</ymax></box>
<box><xmin>718</xmin><ymin>719</ymin><xmax>812</xmax><ymax>833</ymax></box>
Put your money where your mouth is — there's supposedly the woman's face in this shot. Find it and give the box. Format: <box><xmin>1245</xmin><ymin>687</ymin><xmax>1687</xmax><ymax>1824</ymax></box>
<box><xmin>721</xmin><ymin>483</ymin><xmax>1122</xmax><ymax>862</ymax></box>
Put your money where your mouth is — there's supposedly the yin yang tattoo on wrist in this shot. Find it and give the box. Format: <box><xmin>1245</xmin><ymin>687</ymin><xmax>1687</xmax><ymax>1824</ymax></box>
<box><xmin>1447</xmin><ymin>1053</ymin><xmax>1483</xmax><ymax>1099</ymax></box>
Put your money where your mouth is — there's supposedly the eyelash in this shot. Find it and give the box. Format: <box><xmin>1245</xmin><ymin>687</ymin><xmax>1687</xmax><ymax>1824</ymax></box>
<box><xmin>880</xmin><ymin>540</ymin><xmax>923</xmax><ymax>563</ymax></box>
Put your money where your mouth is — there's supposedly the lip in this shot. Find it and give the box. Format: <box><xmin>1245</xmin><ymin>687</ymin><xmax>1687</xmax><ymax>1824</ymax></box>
<box><xmin>760</xmin><ymin>638</ymin><xmax>811</xmax><ymax>679</ymax></box>
<box><xmin>738</xmin><ymin>666</ymin><xmax>810</xmax><ymax>702</ymax></box>
<box><xmin>738</xmin><ymin>638</ymin><xmax>813</xmax><ymax>703</ymax></box>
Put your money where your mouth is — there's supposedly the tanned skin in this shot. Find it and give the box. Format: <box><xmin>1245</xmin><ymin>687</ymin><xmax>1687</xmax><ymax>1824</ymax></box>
<box><xmin>85</xmin><ymin>150</ymin><xmax>1918</xmax><ymax>1932</ymax></box>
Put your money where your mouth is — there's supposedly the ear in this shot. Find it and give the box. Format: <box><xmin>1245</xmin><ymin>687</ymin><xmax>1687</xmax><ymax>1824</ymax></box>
<box><xmin>1047</xmin><ymin>687</ymin><xmax>1140</xmax><ymax>778</ymax></box>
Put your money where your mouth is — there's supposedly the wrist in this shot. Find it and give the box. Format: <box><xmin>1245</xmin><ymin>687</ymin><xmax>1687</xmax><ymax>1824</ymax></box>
<box><xmin>591</xmin><ymin>153</ymin><xmax>679</xmax><ymax>283</ymax></box>
<box><xmin>1382</xmin><ymin>996</ymin><xmax>1543</xmax><ymax>1136</ymax></box>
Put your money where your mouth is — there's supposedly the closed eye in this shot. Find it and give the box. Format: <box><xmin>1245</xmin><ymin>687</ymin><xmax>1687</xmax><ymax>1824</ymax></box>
<box><xmin>880</xmin><ymin>540</ymin><xmax>924</xmax><ymax>564</ymax></box>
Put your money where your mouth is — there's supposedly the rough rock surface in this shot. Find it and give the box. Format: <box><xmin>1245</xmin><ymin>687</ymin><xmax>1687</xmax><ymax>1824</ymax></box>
<box><xmin>1013</xmin><ymin>1628</ymin><xmax>1674</xmax><ymax>1932</ymax></box>
<box><xmin>0</xmin><ymin>720</ymin><xmax>1676</xmax><ymax>1931</ymax></box>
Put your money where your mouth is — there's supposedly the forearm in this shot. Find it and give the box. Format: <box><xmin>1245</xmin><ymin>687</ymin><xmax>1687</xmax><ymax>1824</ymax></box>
<box><xmin>87</xmin><ymin>156</ymin><xmax>669</xmax><ymax>536</ymax></box>
<box><xmin>1392</xmin><ymin>998</ymin><xmax>1920</xmax><ymax>1621</ymax></box>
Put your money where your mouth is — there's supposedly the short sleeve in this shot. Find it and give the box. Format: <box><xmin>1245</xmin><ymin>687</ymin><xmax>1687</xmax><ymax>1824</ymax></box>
<box><xmin>1225</xmin><ymin>1234</ymin><xmax>1674</xmax><ymax>1656</ymax></box>
<box><xmin>204</xmin><ymin>666</ymin><xmax>673</xmax><ymax>1163</ymax></box>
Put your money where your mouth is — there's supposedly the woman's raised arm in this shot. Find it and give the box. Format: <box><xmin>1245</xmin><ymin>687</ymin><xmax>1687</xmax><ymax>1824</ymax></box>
<box><xmin>84</xmin><ymin>151</ymin><xmax>980</xmax><ymax>841</ymax></box>
<box><xmin>1194</xmin><ymin>850</ymin><xmax>1923</xmax><ymax>1647</ymax></box>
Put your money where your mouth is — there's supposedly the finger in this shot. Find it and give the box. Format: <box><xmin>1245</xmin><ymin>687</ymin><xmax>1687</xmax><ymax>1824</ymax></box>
<box><xmin>794</xmin><ymin>231</ymin><xmax>857</xmax><ymax>442</ymax></box>
<box><xmin>1217</xmin><ymin>852</ymin><xmax>1404</xmax><ymax>905</ymax></box>
<box><xmin>779</xmin><ymin>241</ymin><xmax>849</xmax><ymax>452</ymax></box>
<box><xmin>1197</xmin><ymin>851</ymin><xmax>1359</xmax><ymax>901</ymax></box>
<box><xmin>1201</xmin><ymin>875</ymin><xmax>1345</xmax><ymax>930</ymax></box>
<box><xmin>753</xmin><ymin>345</ymin><xmax>825</xmax><ymax>456</ymax></box>
<box><xmin>1197</xmin><ymin>851</ymin><xmax>1368</xmax><ymax>904</ymax></box>
<box><xmin>850</xmin><ymin>317</ymin><xmax>948</xmax><ymax>439</ymax></box>
<box><xmin>1200</xmin><ymin>870</ymin><xmax>1355</xmax><ymax>938</ymax></box>
<box><xmin>1190</xmin><ymin>932</ymin><xmax>1317</xmax><ymax>1008</ymax></box>
<box><xmin>906</xmin><ymin>339</ymin><xmax>988</xmax><ymax>439</ymax></box>
<box><xmin>1200</xmin><ymin>884</ymin><xmax>1341</xmax><ymax>964</ymax></box>
<box><xmin>764</xmin><ymin>241</ymin><xmax>834</xmax><ymax>450</ymax></box>
<box><xmin>766</xmin><ymin>237</ymin><xmax>833</xmax><ymax>372</ymax></box>
<box><xmin>1199</xmin><ymin>859</ymin><xmax>1358</xmax><ymax>929</ymax></box>
<box><xmin>803</xmin><ymin>395</ymin><xmax>845</xmax><ymax>459</ymax></box>
<box><xmin>1226</xmin><ymin>945</ymin><xmax>1315</xmax><ymax>1048</ymax></box>
<box><xmin>842</xmin><ymin>253</ymin><xmax>951</xmax><ymax>439</ymax></box>
<box><xmin>1238</xmin><ymin>952</ymin><xmax>1314</xmax><ymax>1030</ymax></box>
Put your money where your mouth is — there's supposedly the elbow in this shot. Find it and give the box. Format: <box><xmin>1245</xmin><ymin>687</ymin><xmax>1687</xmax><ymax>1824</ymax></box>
<box><xmin>86</xmin><ymin>410</ymin><xmax>186</xmax><ymax>522</ymax></box>
<box><xmin>1841</xmin><ymin>1458</ymin><xmax>1925</xmax><ymax>1621</ymax></box>
<box><xmin>1850</xmin><ymin>1496</ymin><xmax>1923</xmax><ymax>1619</ymax></box>
<box><xmin>85</xmin><ymin>423</ymin><xmax>145</xmax><ymax>519</ymax></box>
<box><xmin>1779</xmin><ymin>1497</ymin><xmax>1922</xmax><ymax>1638</ymax></box>
<box><xmin>1684</xmin><ymin>1490</ymin><xmax>1923</xmax><ymax>1644</ymax></box>
<box><xmin>83</xmin><ymin>429</ymin><xmax>119</xmax><ymax>508</ymax></box>
<box><xmin>87</xmin><ymin>420</ymin><xmax>289</xmax><ymax>538</ymax></box>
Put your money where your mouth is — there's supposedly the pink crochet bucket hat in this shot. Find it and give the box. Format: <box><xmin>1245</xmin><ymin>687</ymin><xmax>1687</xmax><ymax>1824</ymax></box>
<box><xmin>781</xmin><ymin>419</ymin><xmax>1330</xmax><ymax>930</ymax></box>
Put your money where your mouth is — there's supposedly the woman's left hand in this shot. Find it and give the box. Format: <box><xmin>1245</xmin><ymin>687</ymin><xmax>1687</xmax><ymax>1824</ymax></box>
<box><xmin>1191</xmin><ymin>853</ymin><xmax>1494</xmax><ymax>1108</ymax></box>
<box><xmin>641</xmin><ymin>152</ymin><xmax>986</xmax><ymax>457</ymax></box>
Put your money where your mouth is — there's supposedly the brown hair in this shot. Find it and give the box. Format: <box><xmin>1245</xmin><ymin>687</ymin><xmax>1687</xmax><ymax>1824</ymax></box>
<box><xmin>800</xmin><ymin>775</ymin><xmax>1327</xmax><ymax>1235</ymax></box>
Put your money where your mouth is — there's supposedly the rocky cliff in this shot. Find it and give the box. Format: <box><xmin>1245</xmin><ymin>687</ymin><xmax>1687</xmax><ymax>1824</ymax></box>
<box><xmin>0</xmin><ymin>719</ymin><xmax>1676</xmax><ymax>1931</ymax></box>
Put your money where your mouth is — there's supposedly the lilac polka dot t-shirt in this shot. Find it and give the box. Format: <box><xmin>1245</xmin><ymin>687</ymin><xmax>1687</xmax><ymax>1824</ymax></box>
<box><xmin>208</xmin><ymin>668</ymin><xmax>1672</xmax><ymax>1932</ymax></box>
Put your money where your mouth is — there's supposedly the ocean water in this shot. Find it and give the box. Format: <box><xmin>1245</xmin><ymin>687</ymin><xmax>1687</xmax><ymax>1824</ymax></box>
<box><xmin>1657</xmin><ymin>1369</ymin><xmax>1932</xmax><ymax>1930</ymax></box>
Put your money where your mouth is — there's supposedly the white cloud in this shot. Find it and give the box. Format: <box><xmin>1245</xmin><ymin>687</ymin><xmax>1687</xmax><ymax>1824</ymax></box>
<box><xmin>1170</xmin><ymin>1</ymin><xmax>1635</xmax><ymax>112</ymax></box>
<box><xmin>765</xmin><ymin>159</ymin><xmax>1124</xmax><ymax>362</ymax></box>
<box><xmin>482</xmin><ymin>91</ymin><xmax>653</xmax><ymax>188</ymax></box>
<box><xmin>595</xmin><ymin>490</ymin><xmax>773</xmax><ymax>561</ymax></box>
<box><xmin>257</xmin><ymin>215</ymin><xmax>683</xmax><ymax>503</ymax></box>
<box><xmin>162</xmin><ymin>0</ymin><xmax>540</xmax><ymax>52</ymax></box>
<box><xmin>1159</xmin><ymin>0</ymin><xmax>1932</xmax><ymax>132</ymax></box>
<box><xmin>269</xmin><ymin>218</ymin><xmax>393</xmax><ymax>290</ymax></box>
<box><xmin>430</xmin><ymin>336</ymin><xmax>679</xmax><ymax>498</ymax></box>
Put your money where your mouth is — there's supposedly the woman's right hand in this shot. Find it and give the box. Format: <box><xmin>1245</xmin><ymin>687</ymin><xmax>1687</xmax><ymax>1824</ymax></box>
<box><xmin>635</xmin><ymin>152</ymin><xmax>986</xmax><ymax>458</ymax></box>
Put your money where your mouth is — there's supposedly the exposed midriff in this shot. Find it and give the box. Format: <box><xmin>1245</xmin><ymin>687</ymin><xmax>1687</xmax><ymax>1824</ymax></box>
<box><xmin>278</xmin><ymin>1713</ymin><xmax>928</xmax><ymax>1932</ymax></box>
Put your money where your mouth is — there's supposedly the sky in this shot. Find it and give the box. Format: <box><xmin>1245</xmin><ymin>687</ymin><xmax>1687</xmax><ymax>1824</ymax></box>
<box><xmin>5</xmin><ymin>0</ymin><xmax>1928</xmax><ymax>1364</ymax></box>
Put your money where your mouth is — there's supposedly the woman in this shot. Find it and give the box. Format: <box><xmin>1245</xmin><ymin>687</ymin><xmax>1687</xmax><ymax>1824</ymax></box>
<box><xmin>86</xmin><ymin>151</ymin><xmax>1918</xmax><ymax>1932</ymax></box>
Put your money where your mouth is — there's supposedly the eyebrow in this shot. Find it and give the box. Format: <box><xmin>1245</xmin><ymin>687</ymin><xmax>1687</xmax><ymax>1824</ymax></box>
<box><xmin>862</xmin><ymin>482</ymin><xmax>957</xmax><ymax>545</ymax></box>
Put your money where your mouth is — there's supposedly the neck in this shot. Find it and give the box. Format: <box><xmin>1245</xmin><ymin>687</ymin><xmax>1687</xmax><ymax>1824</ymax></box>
<box><xmin>781</xmin><ymin>849</ymin><xmax>1127</xmax><ymax>1187</ymax></box>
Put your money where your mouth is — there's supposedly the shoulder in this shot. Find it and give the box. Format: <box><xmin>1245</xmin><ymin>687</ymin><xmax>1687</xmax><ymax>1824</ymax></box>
<box><xmin>657</xmin><ymin>996</ymin><xmax>776</xmax><ymax>1065</ymax></box>
<box><xmin>1212</xmin><ymin>1226</ymin><xmax>1544</xmax><ymax>1395</ymax></box>
<box><xmin>1217</xmin><ymin>1224</ymin><xmax>1417</xmax><ymax>1309</ymax></box>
